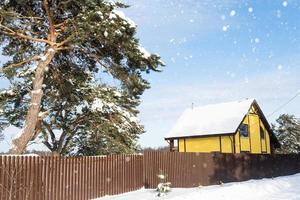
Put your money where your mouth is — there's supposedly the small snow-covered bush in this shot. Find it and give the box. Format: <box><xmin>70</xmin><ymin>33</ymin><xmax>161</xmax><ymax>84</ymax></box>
<box><xmin>156</xmin><ymin>171</ymin><xmax>171</xmax><ymax>197</ymax></box>
<box><xmin>157</xmin><ymin>182</ymin><xmax>171</xmax><ymax>197</ymax></box>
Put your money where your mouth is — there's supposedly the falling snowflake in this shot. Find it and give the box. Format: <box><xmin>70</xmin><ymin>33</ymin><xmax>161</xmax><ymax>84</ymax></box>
<box><xmin>248</xmin><ymin>7</ymin><xmax>253</xmax><ymax>13</ymax></box>
<box><xmin>277</xmin><ymin>10</ymin><xmax>281</xmax><ymax>18</ymax></box>
<box><xmin>222</xmin><ymin>25</ymin><xmax>230</xmax><ymax>32</ymax></box>
<box><xmin>282</xmin><ymin>1</ymin><xmax>288</xmax><ymax>7</ymax></box>
<box><xmin>254</xmin><ymin>38</ymin><xmax>260</xmax><ymax>43</ymax></box>
<box><xmin>230</xmin><ymin>10</ymin><xmax>236</xmax><ymax>17</ymax></box>
<box><xmin>277</xmin><ymin>64</ymin><xmax>283</xmax><ymax>70</ymax></box>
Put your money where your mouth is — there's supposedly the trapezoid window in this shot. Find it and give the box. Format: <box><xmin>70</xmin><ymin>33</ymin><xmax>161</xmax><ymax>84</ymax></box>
<box><xmin>239</xmin><ymin>124</ymin><xmax>249</xmax><ymax>137</ymax></box>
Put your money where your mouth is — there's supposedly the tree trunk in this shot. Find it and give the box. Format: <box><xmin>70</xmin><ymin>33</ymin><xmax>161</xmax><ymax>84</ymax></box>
<box><xmin>9</xmin><ymin>48</ymin><xmax>56</xmax><ymax>154</ymax></box>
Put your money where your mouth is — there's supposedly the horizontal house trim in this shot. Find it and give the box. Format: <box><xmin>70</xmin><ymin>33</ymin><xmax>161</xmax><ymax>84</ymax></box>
<box><xmin>165</xmin><ymin>132</ymin><xmax>235</xmax><ymax>140</ymax></box>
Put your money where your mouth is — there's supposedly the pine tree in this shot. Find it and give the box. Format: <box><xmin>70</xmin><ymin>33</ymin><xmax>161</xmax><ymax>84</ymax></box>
<box><xmin>273</xmin><ymin>114</ymin><xmax>300</xmax><ymax>154</ymax></box>
<box><xmin>0</xmin><ymin>0</ymin><xmax>163</xmax><ymax>154</ymax></box>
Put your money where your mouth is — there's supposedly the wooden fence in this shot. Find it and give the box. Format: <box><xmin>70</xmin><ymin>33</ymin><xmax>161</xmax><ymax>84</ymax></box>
<box><xmin>0</xmin><ymin>152</ymin><xmax>300</xmax><ymax>200</ymax></box>
<box><xmin>0</xmin><ymin>155</ymin><xmax>143</xmax><ymax>200</ymax></box>
<box><xmin>143</xmin><ymin>152</ymin><xmax>300</xmax><ymax>188</ymax></box>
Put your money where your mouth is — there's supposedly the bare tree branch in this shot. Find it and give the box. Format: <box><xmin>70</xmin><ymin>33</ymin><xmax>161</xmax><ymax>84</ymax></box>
<box><xmin>43</xmin><ymin>0</ymin><xmax>56</xmax><ymax>41</ymax></box>
<box><xmin>42</xmin><ymin>121</ymin><xmax>56</xmax><ymax>146</ymax></box>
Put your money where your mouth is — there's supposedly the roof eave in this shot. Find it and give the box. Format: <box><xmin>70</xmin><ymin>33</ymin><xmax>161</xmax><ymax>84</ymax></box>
<box><xmin>165</xmin><ymin>132</ymin><xmax>236</xmax><ymax>140</ymax></box>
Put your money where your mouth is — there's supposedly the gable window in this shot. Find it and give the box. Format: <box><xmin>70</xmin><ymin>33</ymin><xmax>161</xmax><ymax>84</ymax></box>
<box><xmin>239</xmin><ymin>124</ymin><xmax>249</xmax><ymax>137</ymax></box>
<box><xmin>260</xmin><ymin>126</ymin><xmax>265</xmax><ymax>139</ymax></box>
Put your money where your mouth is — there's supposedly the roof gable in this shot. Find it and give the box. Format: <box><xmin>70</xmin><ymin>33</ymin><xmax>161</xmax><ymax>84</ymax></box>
<box><xmin>165</xmin><ymin>99</ymin><xmax>255</xmax><ymax>139</ymax></box>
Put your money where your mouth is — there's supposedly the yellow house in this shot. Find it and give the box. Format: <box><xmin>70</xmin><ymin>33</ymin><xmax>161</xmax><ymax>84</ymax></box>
<box><xmin>165</xmin><ymin>99</ymin><xmax>280</xmax><ymax>154</ymax></box>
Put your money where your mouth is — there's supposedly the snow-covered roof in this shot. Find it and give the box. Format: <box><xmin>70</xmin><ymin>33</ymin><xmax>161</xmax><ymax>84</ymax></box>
<box><xmin>165</xmin><ymin>99</ymin><xmax>255</xmax><ymax>139</ymax></box>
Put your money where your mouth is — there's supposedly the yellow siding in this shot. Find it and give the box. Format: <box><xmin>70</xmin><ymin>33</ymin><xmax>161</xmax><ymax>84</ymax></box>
<box><xmin>220</xmin><ymin>136</ymin><xmax>233</xmax><ymax>153</ymax></box>
<box><xmin>175</xmin><ymin>104</ymin><xmax>272</xmax><ymax>154</ymax></box>
<box><xmin>178</xmin><ymin>139</ymin><xmax>185</xmax><ymax>152</ymax></box>
<box><xmin>177</xmin><ymin>137</ymin><xmax>220</xmax><ymax>152</ymax></box>
<box><xmin>240</xmin><ymin>136</ymin><xmax>251</xmax><ymax>151</ymax></box>
<box><xmin>178</xmin><ymin>136</ymin><xmax>235</xmax><ymax>153</ymax></box>
<box><xmin>235</xmin><ymin>132</ymin><xmax>241</xmax><ymax>153</ymax></box>
<box><xmin>261</xmin><ymin>140</ymin><xmax>266</xmax><ymax>152</ymax></box>
<box><xmin>249</xmin><ymin>114</ymin><xmax>261</xmax><ymax>153</ymax></box>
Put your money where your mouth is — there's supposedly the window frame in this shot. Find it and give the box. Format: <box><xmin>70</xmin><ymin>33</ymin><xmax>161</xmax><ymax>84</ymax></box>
<box><xmin>239</xmin><ymin>123</ymin><xmax>249</xmax><ymax>138</ymax></box>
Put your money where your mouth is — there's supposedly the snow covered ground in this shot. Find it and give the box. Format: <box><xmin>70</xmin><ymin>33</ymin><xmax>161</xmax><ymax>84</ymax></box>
<box><xmin>95</xmin><ymin>173</ymin><xmax>300</xmax><ymax>200</ymax></box>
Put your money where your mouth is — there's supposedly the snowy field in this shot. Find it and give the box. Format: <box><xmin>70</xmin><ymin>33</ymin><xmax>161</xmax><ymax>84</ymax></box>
<box><xmin>95</xmin><ymin>173</ymin><xmax>300</xmax><ymax>200</ymax></box>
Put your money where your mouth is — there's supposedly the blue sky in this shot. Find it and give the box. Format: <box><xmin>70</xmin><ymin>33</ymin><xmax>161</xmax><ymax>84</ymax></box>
<box><xmin>1</xmin><ymin>0</ymin><xmax>300</xmax><ymax>151</ymax></box>
<box><xmin>122</xmin><ymin>0</ymin><xmax>300</xmax><ymax>147</ymax></box>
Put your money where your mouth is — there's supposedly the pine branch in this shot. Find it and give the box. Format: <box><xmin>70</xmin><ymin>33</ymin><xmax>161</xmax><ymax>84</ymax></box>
<box><xmin>0</xmin><ymin>55</ymin><xmax>40</xmax><ymax>73</ymax></box>
<box><xmin>0</xmin><ymin>10</ymin><xmax>43</xmax><ymax>20</ymax></box>
<box><xmin>0</xmin><ymin>24</ymin><xmax>55</xmax><ymax>45</ymax></box>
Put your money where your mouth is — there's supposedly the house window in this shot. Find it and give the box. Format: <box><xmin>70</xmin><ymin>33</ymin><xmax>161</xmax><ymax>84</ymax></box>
<box><xmin>239</xmin><ymin>124</ymin><xmax>249</xmax><ymax>137</ymax></box>
<box><xmin>260</xmin><ymin>127</ymin><xmax>265</xmax><ymax>139</ymax></box>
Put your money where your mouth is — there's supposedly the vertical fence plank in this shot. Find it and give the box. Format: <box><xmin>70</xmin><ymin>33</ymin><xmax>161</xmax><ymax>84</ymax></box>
<box><xmin>86</xmin><ymin>156</ymin><xmax>89</xmax><ymax>200</ymax></box>
<box><xmin>97</xmin><ymin>157</ymin><xmax>100</xmax><ymax>198</ymax></box>
<box><xmin>70</xmin><ymin>157</ymin><xmax>74</xmax><ymax>200</ymax></box>
<box><xmin>33</xmin><ymin>156</ymin><xmax>37</xmax><ymax>200</ymax></box>
<box><xmin>100</xmin><ymin>156</ymin><xmax>104</xmax><ymax>197</ymax></box>
<box><xmin>91</xmin><ymin>157</ymin><xmax>94</xmax><ymax>199</ymax></box>
<box><xmin>95</xmin><ymin>157</ymin><xmax>98</xmax><ymax>198</ymax></box>
<box><xmin>65</xmin><ymin>157</ymin><xmax>69</xmax><ymax>200</ymax></box>
<box><xmin>82</xmin><ymin>156</ymin><xmax>86</xmax><ymax>200</ymax></box>
<box><xmin>13</xmin><ymin>156</ymin><xmax>18</xmax><ymax>200</ymax></box>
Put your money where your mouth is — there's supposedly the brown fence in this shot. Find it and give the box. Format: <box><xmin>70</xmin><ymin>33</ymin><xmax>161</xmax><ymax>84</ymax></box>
<box><xmin>0</xmin><ymin>152</ymin><xmax>300</xmax><ymax>200</ymax></box>
<box><xmin>143</xmin><ymin>152</ymin><xmax>300</xmax><ymax>188</ymax></box>
<box><xmin>0</xmin><ymin>155</ymin><xmax>143</xmax><ymax>200</ymax></box>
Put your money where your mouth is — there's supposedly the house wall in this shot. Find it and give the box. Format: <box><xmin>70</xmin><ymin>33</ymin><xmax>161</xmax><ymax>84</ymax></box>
<box><xmin>178</xmin><ymin>135</ymin><xmax>234</xmax><ymax>153</ymax></box>
<box><xmin>178</xmin><ymin>137</ymin><xmax>220</xmax><ymax>152</ymax></box>
<box><xmin>177</xmin><ymin>104</ymin><xmax>271</xmax><ymax>154</ymax></box>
